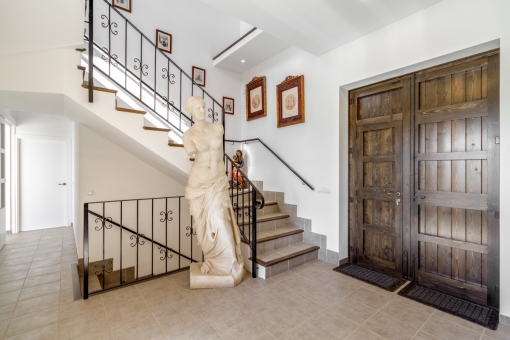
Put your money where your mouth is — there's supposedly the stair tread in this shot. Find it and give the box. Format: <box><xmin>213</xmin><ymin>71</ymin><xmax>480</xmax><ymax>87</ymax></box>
<box><xmin>237</xmin><ymin>212</ymin><xmax>289</xmax><ymax>227</ymax></box>
<box><xmin>116</xmin><ymin>106</ymin><xmax>146</xmax><ymax>114</ymax></box>
<box><xmin>233</xmin><ymin>201</ymin><xmax>277</xmax><ymax>209</ymax></box>
<box><xmin>77</xmin><ymin>65</ymin><xmax>86</xmax><ymax>71</ymax></box>
<box><xmin>82</xmin><ymin>82</ymin><xmax>118</xmax><ymax>94</ymax></box>
<box><xmin>143</xmin><ymin>126</ymin><xmax>171</xmax><ymax>132</ymax></box>
<box><xmin>241</xmin><ymin>226</ymin><xmax>303</xmax><ymax>244</ymax></box>
<box><xmin>250</xmin><ymin>242</ymin><xmax>319</xmax><ymax>267</ymax></box>
<box><xmin>168</xmin><ymin>142</ymin><xmax>184</xmax><ymax>147</ymax></box>
<box><xmin>76</xmin><ymin>48</ymin><xmax>86</xmax><ymax>52</ymax></box>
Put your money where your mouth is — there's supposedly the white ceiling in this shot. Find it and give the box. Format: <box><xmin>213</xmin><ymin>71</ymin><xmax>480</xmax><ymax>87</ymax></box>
<box><xmin>201</xmin><ymin>0</ymin><xmax>444</xmax><ymax>56</ymax></box>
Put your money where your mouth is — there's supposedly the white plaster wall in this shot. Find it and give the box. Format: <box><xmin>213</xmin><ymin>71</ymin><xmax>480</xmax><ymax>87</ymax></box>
<box><xmin>0</xmin><ymin>0</ymin><xmax>83</xmax><ymax>56</ymax></box>
<box><xmin>78</xmin><ymin>125</ymin><xmax>186</xmax><ymax>257</ymax></box>
<box><xmin>239</xmin><ymin>0</ymin><xmax>510</xmax><ymax>316</ymax></box>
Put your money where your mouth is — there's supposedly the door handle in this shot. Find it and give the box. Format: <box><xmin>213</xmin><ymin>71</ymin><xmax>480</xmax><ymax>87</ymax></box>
<box><xmin>59</xmin><ymin>183</ymin><xmax>66</xmax><ymax>186</ymax></box>
<box><xmin>387</xmin><ymin>192</ymin><xmax>401</xmax><ymax>197</ymax></box>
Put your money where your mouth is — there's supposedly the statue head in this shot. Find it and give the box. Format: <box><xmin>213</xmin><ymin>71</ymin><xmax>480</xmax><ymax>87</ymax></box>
<box><xmin>185</xmin><ymin>96</ymin><xmax>206</xmax><ymax>121</ymax></box>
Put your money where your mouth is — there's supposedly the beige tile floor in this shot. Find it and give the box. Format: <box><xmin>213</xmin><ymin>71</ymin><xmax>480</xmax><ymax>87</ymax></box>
<box><xmin>0</xmin><ymin>227</ymin><xmax>508</xmax><ymax>339</ymax></box>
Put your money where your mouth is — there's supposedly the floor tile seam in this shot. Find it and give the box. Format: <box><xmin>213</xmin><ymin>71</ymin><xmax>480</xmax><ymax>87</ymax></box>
<box><xmin>410</xmin><ymin>311</ymin><xmax>435</xmax><ymax>339</ymax></box>
<box><xmin>324</xmin><ymin>294</ymin><xmax>379</xmax><ymax>318</ymax></box>
<box><xmin>22</xmin><ymin>274</ymin><xmax>61</xmax><ymax>289</ymax></box>
<box><xmin>133</xmin><ymin>283</ymin><xmax>171</xmax><ymax>339</ymax></box>
<box><xmin>431</xmin><ymin>309</ymin><xmax>485</xmax><ymax>335</ymax></box>
<box><xmin>481</xmin><ymin>327</ymin><xmax>498</xmax><ymax>339</ymax></box>
<box><xmin>381</xmin><ymin>294</ymin><xmax>436</xmax><ymax>315</ymax></box>
<box><xmin>98</xmin><ymin>294</ymin><xmax>115</xmax><ymax>340</ymax></box>
<box><xmin>5</xmin><ymin>321</ymin><xmax>59</xmax><ymax>340</ymax></box>
<box><xmin>343</xmin><ymin>324</ymin><xmax>389</xmax><ymax>340</ymax></box>
<box><xmin>6</xmin><ymin>304</ymin><xmax>60</xmax><ymax>337</ymax></box>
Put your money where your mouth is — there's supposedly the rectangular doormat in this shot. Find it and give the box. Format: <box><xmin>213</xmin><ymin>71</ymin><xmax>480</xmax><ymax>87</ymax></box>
<box><xmin>333</xmin><ymin>263</ymin><xmax>407</xmax><ymax>292</ymax></box>
<box><xmin>399</xmin><ymin>282</ymin><xmax>499</xmax><ymax>330</ymax></box>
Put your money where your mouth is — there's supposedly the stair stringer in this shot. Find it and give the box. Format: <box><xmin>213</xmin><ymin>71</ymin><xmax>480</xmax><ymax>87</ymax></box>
<box><xmin>0</xmin><ymin>46</ymin><xmax>192</xmax><ymax>185</ymax></box>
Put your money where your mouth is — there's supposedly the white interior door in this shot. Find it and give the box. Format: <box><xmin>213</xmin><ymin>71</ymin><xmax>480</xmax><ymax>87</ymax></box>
<box><xmin>20</xmin><ymin>138</ymin><xmax>68</xmax><ymax>231</ymax></box>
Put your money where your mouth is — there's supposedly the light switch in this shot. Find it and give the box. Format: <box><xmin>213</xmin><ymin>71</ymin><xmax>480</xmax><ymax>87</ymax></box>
<box><xmin>87</xmin><ymin>190</ymin><xmax>94</xmax><ymax>196</ymax></box>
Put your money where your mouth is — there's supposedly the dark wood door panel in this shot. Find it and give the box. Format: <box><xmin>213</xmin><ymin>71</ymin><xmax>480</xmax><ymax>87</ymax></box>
<box><xmin>411</xmin><ymin>54</ymin><xmax>498</xmax><ymax>306</ymax></box>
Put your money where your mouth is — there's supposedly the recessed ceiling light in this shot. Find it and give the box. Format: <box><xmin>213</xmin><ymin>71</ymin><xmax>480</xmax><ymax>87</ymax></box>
<box><xmin>241</xmin><ymin>60</ymin><xmax>245</xmax><ymax>63</ymax></box>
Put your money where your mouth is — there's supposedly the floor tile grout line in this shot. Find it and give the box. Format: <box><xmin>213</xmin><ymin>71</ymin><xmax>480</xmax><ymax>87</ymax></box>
<box><xmin>410</xmin><ymin>312</ymin><xmax>435</xmax><ymax>339</ymax></box>
<box><xmin>134</xmin><ymin>282</ymin><xmax>172</xmax><ymax>340</ymax></box>
<box><xmin>99</xmin><ymin>294</ymin><xmax>114</xmax><ymax>340</ymax></box>
<box><xmin>431</xmin><ymin>309</ymin><xmax>486</xmax><ymax>335</ymax></box>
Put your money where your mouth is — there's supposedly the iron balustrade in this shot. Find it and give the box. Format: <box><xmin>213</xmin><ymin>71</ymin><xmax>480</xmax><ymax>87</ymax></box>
<box><xmin>82</xmin><ymin>196</ymin><xmax>199</xmax><ymax>299</ymax></box>
<box><xmin>224</xmin><ymin>154</ymin><xmax>265</xmax><ymax>277</ymax></box>
<box><xmin>85</xmin><ymin>0</ymin><xmax>225</xmax><ymax>142</ymax></box>
<box><xmin>225</xmin><ymin>138</ymin><xmax>314</xmax><ymax>190</ymax></box>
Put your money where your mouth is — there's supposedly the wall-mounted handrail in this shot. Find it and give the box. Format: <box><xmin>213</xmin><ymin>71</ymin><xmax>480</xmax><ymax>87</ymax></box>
<box><xmin>225</xmin><ymin>138</ymin><xmax>314</xmax><ymax>190</ymax></box>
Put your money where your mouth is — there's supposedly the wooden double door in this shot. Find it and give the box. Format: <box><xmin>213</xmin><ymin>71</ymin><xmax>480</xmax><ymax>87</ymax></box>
<box><xmin>348</xmin><ymin>52</ymin><xmax>500</xmax><ymax>307</ymax></box>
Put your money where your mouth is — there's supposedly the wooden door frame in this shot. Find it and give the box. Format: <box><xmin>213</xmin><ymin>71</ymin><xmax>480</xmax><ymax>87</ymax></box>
<box><xmin>347</xmin><ymin>50</ymin><xmax>500</xmax><ymax>307</ymax></box>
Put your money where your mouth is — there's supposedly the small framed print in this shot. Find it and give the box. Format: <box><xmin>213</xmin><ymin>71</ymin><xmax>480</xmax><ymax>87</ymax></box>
<box><xmin>246</xmin><ymin>76</ymin><xmax>267</xmax><ymax>121</ymax></box>
<box><xmin>156</xmin><ymin>29</ymin><xmax>172</xmax><ymax>53</ymax></box>
<box><xmin>276</xmin><ymin>75</ymin><xmax>305</xmax><ymax>128</ymax></box>
<box><xmin>112</xmin><ymin>0</ymin><xmax>131</xmax><ymax>12</ymax></box>
<box><xmin>223</xmin><ymin>97</ymin><xmax>234</xmax><ymax>114</ymax></box>
<box><xmin>192</xmin><ymin>66</ymin><xmax>206</xmax><ymax>87</ymax></box>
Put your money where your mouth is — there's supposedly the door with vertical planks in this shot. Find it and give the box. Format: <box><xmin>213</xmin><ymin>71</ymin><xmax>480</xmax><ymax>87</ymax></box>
<box><xmin>411</xmin><ymin>54</ymin><xmax>500</xmax><ymax>306</ymax></box>
<box><xmin>349</xmin><ymin>78</ymin><xmax>411</xmax><ymax>276</ymax></box>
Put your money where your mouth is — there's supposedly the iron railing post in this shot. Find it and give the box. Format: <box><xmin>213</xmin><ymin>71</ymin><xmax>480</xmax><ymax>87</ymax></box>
<box><xmin>88</xmin><ymin>0</ymin><xmax>94</xmax><ymax>102</ymax></box>
<box><xmin>251</xmin><ymin>190</ymin><xmax>257</xmax><ymax>278</ymax></box>
<box><xmin>222</xmin><ymin>107</ymin><xmax>225</xmax><ymax>154</ymax></box>
<box><xmin>83</xmin><ymin>203</ymin><xmax>89</xmax><ymax>299</ymax></box>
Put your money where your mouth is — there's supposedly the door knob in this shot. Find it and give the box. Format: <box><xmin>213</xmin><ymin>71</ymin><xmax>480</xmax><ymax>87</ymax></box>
<box><xmin>59</xmin><ymin>183</ymin><xmax>66</xmax><ymax>186</ymax></box>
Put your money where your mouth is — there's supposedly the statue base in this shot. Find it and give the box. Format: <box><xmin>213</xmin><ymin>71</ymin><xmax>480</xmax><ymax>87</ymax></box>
<box><xmin>189</xmin><ymin>262</ymin><xmax>244</xmax><ymax>289</ymax></box>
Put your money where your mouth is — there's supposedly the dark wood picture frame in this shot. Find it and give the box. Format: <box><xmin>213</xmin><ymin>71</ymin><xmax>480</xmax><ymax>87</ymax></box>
<box><xmin>192</xmin><ymin>66</ymin><xmax>206</xmax><ymax>87</ymax></box>
<box><xmin>223</xmin><ymin>97</ymin><xmax>234</xmax><ymax>114</ymax></box>
<box><xmin>156</xmin><ymin>29</ymin><xmax>172</xmax><ymax>54</ymax></box>
<box><xmin>112</xmin><ymin>0</ymin><xmax>132</xmax><ymax>13</ymax></box>
<box><xmin>276</xmin><ymin>75</ymin><xmax>305</xmax><ymax>128</ymax></box>
<box><xmin>245</xmin><ymin>76</ymin><xmax>266</xmax><ymax>121</ymax></box>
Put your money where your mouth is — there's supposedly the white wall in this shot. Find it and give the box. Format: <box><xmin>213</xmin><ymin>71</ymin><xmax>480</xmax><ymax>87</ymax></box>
<box><xmin>78</xmin><ymin>125</ymin><xmax>186</xmax><ymax>257</ymax></box>
<box><xmin>0</xmin><ymin>0</ymin><xmax>83</xmax><ymax>56</ymax></box>
<box><xmin>239</xmin><ymin>0</ymin><xmax>510</xmax><ymax>316</ymax></box>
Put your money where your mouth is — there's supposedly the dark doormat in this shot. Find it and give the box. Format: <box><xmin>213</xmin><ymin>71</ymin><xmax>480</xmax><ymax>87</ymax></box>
<box><xmin>333</xmin><ymin>263</ymin><xmax>407</xmax><ymax>292</ymax></box>
<box><xmin>399</xmin><ymin>282</ymin><xmax>499</xmax><ymax>330</ymax></box>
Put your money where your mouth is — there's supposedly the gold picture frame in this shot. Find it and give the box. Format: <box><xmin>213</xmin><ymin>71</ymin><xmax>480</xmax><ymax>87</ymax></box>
<box><xmin>245</xmin><ymin>76</ymin><xmax>267</xmax><ymax>121</ymax></box>
<box><xmin>276</xmin><ymin>75</ymin><xmax>305</xmax><ymax>128</ymax></box>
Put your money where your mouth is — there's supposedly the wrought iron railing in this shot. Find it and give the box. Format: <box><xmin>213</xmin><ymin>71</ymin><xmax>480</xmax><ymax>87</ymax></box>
<box><xmin>82</xmin><ymin>196</ymin><xmax>200</xmax><ymax>299</ymax></box>
<box><xmin>226</xmin><ymin>138</ymin><xmax>314</xmax><ymax>190</ymax></box>
<box><xmin>224</xmin><ymin>154</ymin><xmax>265</xmax><ymax>276</ymax></box>
<box><xmin>85</xmin><ymin>0</ymin><xmax>225</xmax><ymax>139</ymax></box>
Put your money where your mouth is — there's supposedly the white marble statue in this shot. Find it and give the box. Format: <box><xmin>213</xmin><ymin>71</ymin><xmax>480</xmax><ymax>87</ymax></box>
<box><xmin>183</xmin><ymin>96</ymin><xmax>244</xmax><ymax>288</ymax></box>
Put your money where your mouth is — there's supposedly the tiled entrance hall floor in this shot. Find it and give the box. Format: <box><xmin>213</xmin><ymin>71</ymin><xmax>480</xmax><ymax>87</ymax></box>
<box><xmin>0</xmin><ymin>228</ymin><xmax>509</xmax><ymax>339</ymax></box>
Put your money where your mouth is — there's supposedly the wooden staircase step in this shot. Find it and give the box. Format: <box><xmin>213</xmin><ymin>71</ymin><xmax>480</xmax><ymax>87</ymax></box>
<box><xmin>82</xmin><ymin>82</ymin><xmax>118</xmax><ymax>94</ymax></box>
<box><xmin>233</xmin><ymin>201</ymin><xmax>277</xmax><ymax>210</ymax></box>
<box><xmin>249</xmin><ymin>242</ymin><xmax>319</xmax><ymax>267</ymax></box>
<box><xmin>76</xmin><ymin>48</ymin><xmax>86</xmax><ymax>52</ymax></box>
<box><xmin>168</xmin><ymin>142</ymin><xmax>184</xmax><ymax>147</ymax></box>
<box><xmin>237</xmin><ymin>212</ymin><xmax>289</xmax><ymax>227</ymax></box>
<box><xmin>143</xmin><ymin>126</ymin><xmax>171</xmax><ymax>132</ymax></box>
<box><xmin>116</xmin><ymin>106</ymin><xmax>146</xmax><ymax>114</ymax></box>
<box><xmin>241</xmin><ymin>226</ymin><xmax>303</xmax><ymax>244</ymax></box>
<box><xmin>77</xmin><ymin>65</ymin><xmax>86</xmax><ymax>71</ymax></box>
<box><xmin>190</xmin><ymin>158</ymin><xmax>195</xmax><ymax>161</ymax></box>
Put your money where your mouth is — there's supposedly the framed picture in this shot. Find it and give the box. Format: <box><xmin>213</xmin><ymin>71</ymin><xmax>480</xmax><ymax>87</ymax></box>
<box><xmin>112</xmin><ymin>0</ymin><xmax>131</xmax><ymax>12</ymax></box>
<box><xmin>276</xmin><ymin>75</ymin><xmax>305</xmax><ymax>128</ymax></box>
<box><xmin>223</xmin><ymin>97</ymin><xmax>234</xmax><ymax>114</ymax></box>
<box><xmin>246</xmin><ymin>76</ymin><xmax>266</xmax><ymax>121</ymax></box>
<box><xmin>192</xmin><ymin>66</ymin><xmax>206</xmax><ymax>87</ymax></box>
<box><xmin>156</xmin><ymin>29</ymin><xmax>172</xmax><ymax>54</ymax></box>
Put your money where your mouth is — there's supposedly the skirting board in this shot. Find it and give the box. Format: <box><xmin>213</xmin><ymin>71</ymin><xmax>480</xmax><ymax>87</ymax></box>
<box><xmin>500</xmin><ymin>313</ymin><xmax>510</xmax><ymax>326</ymax></box>
<box><xmin>339</xmin><ymin>257</ymin><xmax>348</xmax><ymax>266</ymax></box>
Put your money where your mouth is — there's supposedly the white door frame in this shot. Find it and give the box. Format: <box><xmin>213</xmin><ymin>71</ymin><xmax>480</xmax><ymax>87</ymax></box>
<box><xmin>15</xmin><ymin>135</ymin><xmax>72</xmax><ymax>233</ymax></box>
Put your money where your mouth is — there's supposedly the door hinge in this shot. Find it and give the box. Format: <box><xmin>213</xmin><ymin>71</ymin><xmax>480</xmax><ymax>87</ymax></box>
<box><xmin>349</xmin><ymin>148</ymin><xmax>353</xmax><ymax>154</ymax></box>
<box><xmin>349</xmin><ymin>197</ymin><xmax>354</xmax><ymax>203</ymax></box>
<box><xmin>349</xmin><ymin>98</ymin><xmax>354</xmax><ymax>105</ymax></box>
<box><xmin>495</xmin><ymin>211</ymin><xmax>500</xmax><ymax>219</ymax></box>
